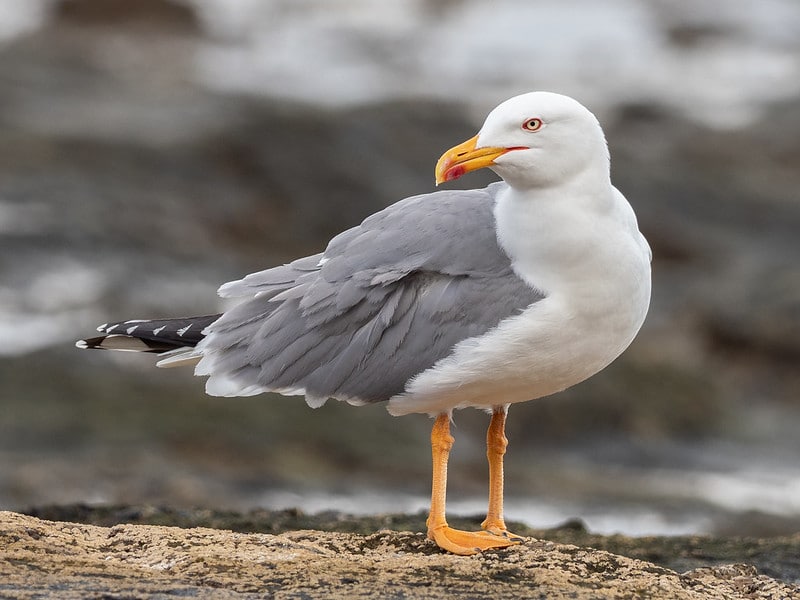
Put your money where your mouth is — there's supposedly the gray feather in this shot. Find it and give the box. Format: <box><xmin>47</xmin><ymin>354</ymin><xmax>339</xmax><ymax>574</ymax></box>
<box><xmin>198</xmin><ymin>182</ymin><xmax>544</xmax><ymax>402</ymax></box>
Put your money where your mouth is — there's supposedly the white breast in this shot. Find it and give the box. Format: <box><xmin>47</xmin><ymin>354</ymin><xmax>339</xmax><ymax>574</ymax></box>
<box><xmin>388</xmin><ymin>185</ymin><xmax>651</xmax><ymax>417</ymax></box>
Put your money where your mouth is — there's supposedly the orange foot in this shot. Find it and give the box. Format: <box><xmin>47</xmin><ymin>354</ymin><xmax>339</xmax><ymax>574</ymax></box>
<box><xmin>428</xmin><ymin>525</ymin><xmax>523</xmax><ymax>556</ymax></box>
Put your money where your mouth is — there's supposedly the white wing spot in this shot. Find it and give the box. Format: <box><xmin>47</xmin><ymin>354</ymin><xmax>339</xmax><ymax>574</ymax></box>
<box><xmin>105</xmin><ymin>324</ymin><xmax>119</xmax><ymax>333</ymax></box>
<box><xmin>176</xmin><ymin>325</ymin><xmax>191</xmax><ymax>337</ymax></box>
<box><xmin>152</xmin><ymin>325</ymin><xmax>166</xmax><ymax>336</ymax></box>
<box><xmin>126</xmin><ymin>326</ymin><xmax>138</xmax><ymax>335</ymax></box>
<box><xmin>97</xmin><ymin>323</ymin><xmax>108</xmax><ymax>332</ymax></box>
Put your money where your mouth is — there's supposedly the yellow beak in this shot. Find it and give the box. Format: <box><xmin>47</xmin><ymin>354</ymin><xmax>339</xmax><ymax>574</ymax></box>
<box><xmin>434</xmin><ymin>134</ymin><xmax>516</xmax><ymax>185</ymax></box>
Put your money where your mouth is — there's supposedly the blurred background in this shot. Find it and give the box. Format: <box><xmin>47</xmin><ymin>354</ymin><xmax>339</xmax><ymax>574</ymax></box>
<box><xmin>1</xmin><ymin>0</ymin><xmax>799</xmax><ymax>538</ymax></box>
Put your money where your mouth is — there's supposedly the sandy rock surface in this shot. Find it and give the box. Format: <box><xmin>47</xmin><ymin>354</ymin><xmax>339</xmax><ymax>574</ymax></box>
<box><xmin>1</xmin><ymin>511</ymin><xmax>797</xmax><ymax>599</ymax></box>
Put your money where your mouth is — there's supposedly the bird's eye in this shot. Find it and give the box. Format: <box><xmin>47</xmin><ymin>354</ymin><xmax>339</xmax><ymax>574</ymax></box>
<box><xmin>522</xmin><ymin>118</ymin><xmax>543</xmax><ymax>132</ymax></box>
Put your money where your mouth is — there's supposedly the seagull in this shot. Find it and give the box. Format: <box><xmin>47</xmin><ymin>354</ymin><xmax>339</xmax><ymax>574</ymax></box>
<box><xmin>78</xmin><ymin>92</ymin><xmax>652</xmax><ymax>555</ymax></box>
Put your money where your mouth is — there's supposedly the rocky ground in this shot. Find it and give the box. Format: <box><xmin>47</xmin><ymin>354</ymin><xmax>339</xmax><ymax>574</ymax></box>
<box><xmin>2</xmin><ymin>509</ymin><xmax>799</xmax><ymax>599</ymax></box>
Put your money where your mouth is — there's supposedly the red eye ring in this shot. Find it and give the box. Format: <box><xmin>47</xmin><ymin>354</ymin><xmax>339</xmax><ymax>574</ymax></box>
<box><xmin>522</xmin><ymin>118</ymin><xmax>543</xmax><ymax>132</ymax></box>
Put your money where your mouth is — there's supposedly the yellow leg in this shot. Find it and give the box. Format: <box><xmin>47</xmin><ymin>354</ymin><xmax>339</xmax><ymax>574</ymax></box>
<box><xmin>481</xmin><ymin>406</ymin><xmax>523</xmax><ymax>542</ymax></box>
<box><xmin>426</xmin><ymin>412</ymin><xmax>519</xmax><ymax>555</ymax></box>
<box><xmin>426</xmin><ymin>414</ymin><xmax>453</xmax><ymax>541</ymax></box>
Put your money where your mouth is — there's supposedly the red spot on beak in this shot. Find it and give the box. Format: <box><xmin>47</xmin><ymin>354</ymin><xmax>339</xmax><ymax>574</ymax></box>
<box><xmin>444</xmin><ymin>165</ymin><xmax>466</xmax><ymax>182</ymax></box>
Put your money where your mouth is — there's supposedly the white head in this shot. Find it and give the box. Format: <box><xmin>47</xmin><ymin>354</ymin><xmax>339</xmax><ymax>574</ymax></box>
<box><xmin>435</xmin><ymin>92</ymin><xmax>610</xmax><ymax>191</ymax></box>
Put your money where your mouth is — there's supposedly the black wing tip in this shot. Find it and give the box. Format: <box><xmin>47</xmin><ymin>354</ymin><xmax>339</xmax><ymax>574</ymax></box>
<box><xmin>75</xmin><ymin>334</ymin><xmax>173</xmax><ymax>353</ymax></box>
<box><xmin>76</xmin><ymin>336</ymin><xmax>105</xmax><ymax>350</ymax></box>
<box><xmin>80</xmin><ymin>315</ymin><xmax>222</xmax><ymax>353</ymax></box>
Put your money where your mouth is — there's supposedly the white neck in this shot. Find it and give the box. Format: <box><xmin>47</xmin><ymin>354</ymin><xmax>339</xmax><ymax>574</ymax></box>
<box><xmin>494</xmin><ymin>173</ymin><xmax>615</xmax><ymax>294</ymax></box>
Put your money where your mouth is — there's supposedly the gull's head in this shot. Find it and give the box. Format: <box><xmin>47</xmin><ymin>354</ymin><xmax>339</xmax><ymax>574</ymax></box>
<box><xmin>435</xmin><ymin>92</ymin><xmax>609</xmax><ymax>191</ymax></box>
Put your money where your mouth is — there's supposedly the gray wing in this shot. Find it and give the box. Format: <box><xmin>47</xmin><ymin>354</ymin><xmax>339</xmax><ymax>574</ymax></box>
<box><xmin>196</xmin><ymin>182</ymin><xmax>544</xmax><ymax>403</ymax></box>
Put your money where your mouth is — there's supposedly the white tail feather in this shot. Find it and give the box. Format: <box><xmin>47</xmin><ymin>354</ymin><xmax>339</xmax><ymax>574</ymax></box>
<box><xmin>156</xmin><ymin>347</ymin><xmax>202</xmax><ymax>368</ymax></box>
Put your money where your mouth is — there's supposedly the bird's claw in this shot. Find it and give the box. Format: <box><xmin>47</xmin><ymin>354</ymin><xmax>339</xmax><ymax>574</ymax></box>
<box><xmin>481</xmin><ymin>525</ymin><xmax>525</xmax><ymax>543</ymax></box>
<box><xmin>428</xmin><ymin>525</ymin><xmax>522</xmax><ymax>555</ymax></box>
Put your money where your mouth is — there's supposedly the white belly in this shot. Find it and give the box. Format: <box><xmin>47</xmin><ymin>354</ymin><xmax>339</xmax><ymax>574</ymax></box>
<box><xmin>388</xmin><ymin>284</ymin><xmax>648</xmax><ymax>416</ymax></box>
